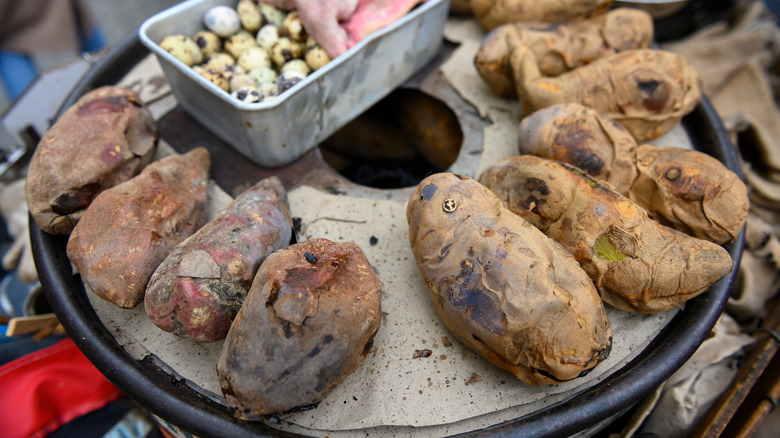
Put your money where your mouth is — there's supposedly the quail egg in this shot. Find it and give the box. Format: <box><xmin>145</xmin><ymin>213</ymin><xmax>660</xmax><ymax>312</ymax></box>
<box><xmin>203</xmin><ymin>6</ymin><xmax>241</xmax><ymax>38</ymax></box>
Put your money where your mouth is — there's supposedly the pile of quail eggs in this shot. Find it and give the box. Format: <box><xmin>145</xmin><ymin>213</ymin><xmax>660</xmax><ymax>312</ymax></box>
<box><xmin>158</xmin><ymin>1</ymin><xmax>331</xmax><ymax>103</ymax></box>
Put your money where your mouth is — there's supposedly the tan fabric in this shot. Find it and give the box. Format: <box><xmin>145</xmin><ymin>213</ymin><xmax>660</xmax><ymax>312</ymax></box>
<box><xmin>0</xmin><ymin>0</ymin><xmax>95</xmax><ymax>53</ymax></box>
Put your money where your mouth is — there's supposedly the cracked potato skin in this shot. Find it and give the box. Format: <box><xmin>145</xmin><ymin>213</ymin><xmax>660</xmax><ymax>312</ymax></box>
<box><xmin>475</xmin><ymin>8</ymin><xmax>653</xmax><ymax>97</ymax></box>
<box><xmin>25</xmin><ymin>86</ymin><xmax>158</xmax><ymax>234</ymax></box>
<box><xmin>67</xmin><ymin>148</ymin><xmax>211</xmax><ymax>309</ymax></box>
<box><xmin>518</xmin><ymin>103</ymin><xmax>749</xmax><ymax>244</ymax></box>
<box><xmin>510</xmin><ymin>48</ymin><xmax>701</xmax><ymax>141</ymax></box>
<box><xmin>479</xmin><ymin>156</ymin><xmax>734</xmax><ymax>313</ymax></box>
<box><xmin>145</xmin><ymin>176</ymin><xmax>292</xmax><ymax>343</ymax></box>
<box><xmin>407</xmin><ymin>173</ymin><xmax>611</xmax><ymax>385</ymax></box>
<box><xmin>217</xmin><ymin>238</ymin><xmax>382</xmax><ymax>418</ymax></box>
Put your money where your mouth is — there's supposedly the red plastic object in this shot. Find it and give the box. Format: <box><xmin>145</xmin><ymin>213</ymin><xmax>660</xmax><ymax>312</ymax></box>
<box><xmin>0</xmin><ymin>337</ymin><xmax>122</xmax><ymax>438</ymax></box>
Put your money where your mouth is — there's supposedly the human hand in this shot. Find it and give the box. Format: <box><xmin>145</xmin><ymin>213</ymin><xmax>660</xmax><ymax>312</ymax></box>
<box><xmin>261</xmin><ymin>0</ymin><xmax>359</xmax><ymax>58</ymax></box>
<box><xmin>260</xmin><ymin>0</ymin><xmax>425</xmax><ymax>59</ymax></box>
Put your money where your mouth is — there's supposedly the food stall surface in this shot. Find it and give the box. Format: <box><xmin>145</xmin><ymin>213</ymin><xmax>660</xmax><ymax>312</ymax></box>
<box><xmin>2</xmin><ymin>1</ymin><xmax>780</xmax><ymax>438</ymax></box>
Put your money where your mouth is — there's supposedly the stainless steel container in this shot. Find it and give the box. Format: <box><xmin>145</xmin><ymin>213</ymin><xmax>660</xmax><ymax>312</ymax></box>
<box><xmin>139</xmin><ymin>0</ymin><xmax>449</xmax><ymax>167</ymax></box>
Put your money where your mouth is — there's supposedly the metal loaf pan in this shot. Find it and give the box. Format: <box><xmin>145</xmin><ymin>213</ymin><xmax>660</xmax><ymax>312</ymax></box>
<box><xmin>139</xmin><ymin>0</ymin><xmax>449</xmax><ymax>167</ymax></box>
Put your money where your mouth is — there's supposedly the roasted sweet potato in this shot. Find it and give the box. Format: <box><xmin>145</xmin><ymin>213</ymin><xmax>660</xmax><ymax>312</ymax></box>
<box><xmin>25</xmin><ymin>86</ymin><xmax>157</xmax><ymax>234</ymax></box>
<box><xmin>471</xmin><ymin>0</ymin><xmax>612</xmax><ymax>31</ymax></box>
<box><xmin>518</xmin><ymin>103</ymin><xmax>749</xmax><ymax>243</ymax></box>
<box><xmin>407</xmin><ymin>173</ymin><xmax>611</xmax><ymax>385</ymax></box>
<box><xmin>475</xmin><ymin>8</ymin><xmax>653</xmax><ymax>97</ymax></box>
<box><xmin>509</xmin><ymin>48</ymin><xmax>702</xmax><ymax>141</ymax></box>
<box><xmin>479</xmin><ymin>156</ymin><xmax>734</xmax><ymax>313</ymax></box>
<box><xmin>67</xmin><ymin>148</ymin><xmax>211</xmax><ymax>309</ymax></box>
<box><xmin>518</xmin><ymin>103</ymin><xmax>639</xmax><ymax>192</ymax></box>
<box><xmin>217</xmin><ymin>238</ymin><xmax>382</xmax><ymax>418</ymax></box>
<box><xmin>145</xmin><ymin>176</ymin><xmax>292</xmax><ymax>342</ymax></box>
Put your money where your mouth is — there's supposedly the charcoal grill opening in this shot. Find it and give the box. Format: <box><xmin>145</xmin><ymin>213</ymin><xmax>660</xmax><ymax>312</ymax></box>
<box><xmin>319</xmin><ymin>88</ymin><xmax>463</xmax><ymax>189</ymax></box>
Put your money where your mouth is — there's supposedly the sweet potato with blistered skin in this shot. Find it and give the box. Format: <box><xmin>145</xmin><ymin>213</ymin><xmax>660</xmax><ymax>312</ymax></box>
<box><xmin>479</xmin><ymin>156</ymin><xmax>733</xmax><ymax>313</ymax></box>
<box><xmin>67</xmin><ymin>148</ymin><xmax>211</xmax><ymax>309</ymax></box>
<box><xmin>518</xmin><ymin>103</ymin><xmax>749</xmax><ymax>243</ymax></box>
<box><xmin>25</xmin><ymin>86</ymin><xmax>157</xmax><ymax>234</ymax></box>
<box><xmin>518</xmin><ymin>103</ymin><xmax>639</xmax><ymax>192</ymax></box>
<box><xmin>630</xmin><ymin>144</ymin><xmax>749</xmax><ymax>244</ymax></box>
<box><xmin>471</xmin><ymin>0</ymin><xmax>612</xmax><ymax>31</ymax></box>
<box><xmin>217</xmin><ymin>238</ymin><xmax>382</xmax><ymax>418</ymax></box>
<box><xmin>510</xmin><ymin>47</ymin><xmax>702</xmax><ymax>141</ymax></box>
<box><xmin>407</xmin><ymin>173</ymin><xmax>611</xmax><ymax>385</ymax></box>
<box><xmin>476</xmin><ymin>8</ymin><xmax>653</xmax><ymax>97</ymax></box>
<box><xmin>145</xmin><ymin>177</ymin><xmax>292</xmax><ymax>342</ymax></box>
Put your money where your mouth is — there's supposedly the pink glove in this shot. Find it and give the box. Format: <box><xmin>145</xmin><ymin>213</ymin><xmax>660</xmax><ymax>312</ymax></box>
<box><xmin>261</xmin><ymin>0</ymin><xmax>424</xmax><ymax>59</ymax></box>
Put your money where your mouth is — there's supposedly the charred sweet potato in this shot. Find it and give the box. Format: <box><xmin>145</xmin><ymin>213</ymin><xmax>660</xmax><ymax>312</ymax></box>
<box><xmin>25</xmin><ymin>86</ymin><xmax>157</xmax><ymax>234</ymax></box>
<box><xmin>479</xmin><ymin>156</ymin><xmax>734</xmax><ymax>313</ymax></box>
<box><xmin>471</xmin><ymin>0</ymin><xmax>612</xmax><ymax>31</ymax></box>
<box><xmin>67</xmin><ymin>148</ymin><xmax>211</xmax><ymax>309</ymax></box>
<box><xmin>509</xmin><ymin>48</ymin><xmax>702</xmax><ymax>141</ymax></box>
<box><xmin>145</xmin><ymin>177</ymin><xmax>292</xmax><ymax>342</ymax></box>
<box><xmin>407</xmin><ymin>173</ymin><xmax>611</xmax><ymax>385</ymax></box>
<box><xmin>217</xmin><ymin>238</ymin><xmax>382</xmax><ymax>418</ymax></box>
<box><xmin>518</xmin><ymin>103</ymin><xmax>749</xmax><ymax>244</ymax></box>
<box><xmin>630</xmin><ymin>144</ymin><xmax>749</xmax><ymax>244</ymax></box>
<box><xmin>518</xmin><ymin>103</ymin><xmax>639</xmax><ymax>192</ymax></box>
<box><xmin>475</xmin><ymin>8</ymin><xmax>653</xmax><ymax>97</ymax></box>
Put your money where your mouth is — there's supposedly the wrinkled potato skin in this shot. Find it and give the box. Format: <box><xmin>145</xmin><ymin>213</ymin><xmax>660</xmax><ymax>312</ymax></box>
<box><xmin>510</xmin><ymin>48</ymin><xmax>702</xmax><ymax>141</ymax></box>
<box><xmin>67</xmin><ymin>148</ymin><xmax>211</xmax><ymax>309</ymax></box>
<box><xmin>519</xmin><ymin>103</ymin><xmax>749</xmax><ymax>244</ymax></box>
<box><xmin>217</xmin><ymin>238</ymin><xmax>382</xmax><ymax>418</ymax></box>
<box><xmin>145</xmin><ymin>177</ymin><xmax>292</xmax><ymax>343</ymax></box>
<box><xmin>471</xmin><ymin>0</ymin><xmax>612</xmax><ymax>31</ymax></box>
<box><xmin>630</xmin><ymin>145</ymin><xmax>749</xmax><ymax>244</ymax></box>
<box><xmin>479</xmin><ymin>156</ymin><xmax>734</xmax><ymax>313</ymax></box>
<box><xmin>25</xmin><ymin>86</ymin><xmax>157</xmax><ymax>234</ymax></box>
<box><xmin>407</xmin><ymin>173</ymin><xmax>611</xmax><ymax>385</ymax></box>
<box><xmin>476</xmin><ymin>8</ymin><xmax>653</xmax><ymax>97</ymax></box>
<box><xmin>518</xmin><ymin>103</ymin><xmax>639</xmax><ymax>192</ymax></box>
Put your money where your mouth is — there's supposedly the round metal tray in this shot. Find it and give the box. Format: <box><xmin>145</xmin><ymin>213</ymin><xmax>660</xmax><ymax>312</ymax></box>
<box><xmin>30</xmin><ymin>30</ymin><xmax>744</xmax><ymax>438</ymax></box>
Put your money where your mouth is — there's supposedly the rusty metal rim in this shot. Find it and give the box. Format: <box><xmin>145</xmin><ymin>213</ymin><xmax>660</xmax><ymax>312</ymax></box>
<box><xmin>31</xmin><ymin>29</ymin><xmax>744</xmax><ymax>438</ymax></box>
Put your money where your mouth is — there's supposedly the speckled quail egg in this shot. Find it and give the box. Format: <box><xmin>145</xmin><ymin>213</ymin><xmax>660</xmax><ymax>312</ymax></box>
<box><xmin>304</xmin><ymin>36</ymin><xmax>318</xmax><ymax>51</ymax></box>
<box><xmin>248</xmin><ymin>67</ymin><xmax>278</xmax><ymax>86</ymax></box>
<box><xmin>258</xmin><ymin>82</ymin><xmax>280</xmax><ymax>101</ymax></box>
<box><xmin>238</xmin><ymin>46</ymin><xmax>271</xmax><ymax>71</ymax></box>
<box><xmin>281</xmin><ymin>59</ymin><xmax>311</xmax><ymax>76</ymax></box>
<box><xmin>193</xmin><ymin>30</ymin><xmax>222</xmax><ymax>56</ymax></box>
<box><xmin>225</xmin><ymin>31</ymin><xmax>258</xmax><ymax>59</ymax></box>
<box><xmin>283</xmin><ymin>11</ymin><xmax>307</xmax><ymax>42</ymax></box>
<box><xmin>202</xmin><ymin>52</ymin><xmax>235</xmax><ymax>70</ymax></box>
<box><xmin>278</xmin><ymin>70</ymin><xmax>306</xmax><ymax>93</ymax></box>
<box><xmin>203</xmin><ymin>6</ymin><xmax>241</xmax><ymax>38</ymax></box>
<box><xmin>255</xmin><ymin>24</ymin><xmax>283</xmax><ymax>52</ymax></box>
<box><xmin>305</xmin><ymin>45</ymin><xmax>330</xmax><ymax>71</ymax></box>
<box><xmin>237</xmin><ymin>0</ymin><xmax>263</xmax><ymax>33</ymax></box>
<box><xmin>270</xmin><ymin>37</ymin><xmax>302</xmax><ymax>68</ymax></box>
<box><xmin>196</xmin><ymin>68</ymin><xmax>230</xmax><ymax>92</ymax></box>
<box><xmin>259</xmin><ymin>3</ymin><xmax>286</xmax><ymax>29</ymax></box>
<box><xmin>229</xmin><ymin>74</ymin><xmax>258</xmax><ymax>93</ymax></box>
<box><xmin>159</xmin><ymin>35</ymin><xmax>203</xmax><ymax>67</ymax></box>
<box><xmin>231</xmin><ymin>87</ymin><xmax>262</xmax><ymax>103</ymax></box>
<box><xmin>218</xmin><ymin>64</ymin><xmax>246</xmax><ymax>81</ymax></box>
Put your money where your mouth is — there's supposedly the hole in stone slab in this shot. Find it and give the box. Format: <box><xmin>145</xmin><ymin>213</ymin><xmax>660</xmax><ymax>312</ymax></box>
<box><xmin>319</xmin><ymin>88</ymin><xmax>463</xmax><ymax>189</ymax></box>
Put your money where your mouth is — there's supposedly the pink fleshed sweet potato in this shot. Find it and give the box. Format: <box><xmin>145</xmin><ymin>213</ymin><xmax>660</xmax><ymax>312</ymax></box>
<box><xmin>25</xmin><ymin>86</ymin><xmax>157</xmax><ymax>234</ymax></box>
<box><xmin>144</xmin><ymin>176</ymin><xmax>292</xmax><ymax>342</ymax></box>
<box><xmin>66</xmin><ymin>148</ymin><xmax>211</xmax><ymax>309</ymax></box>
